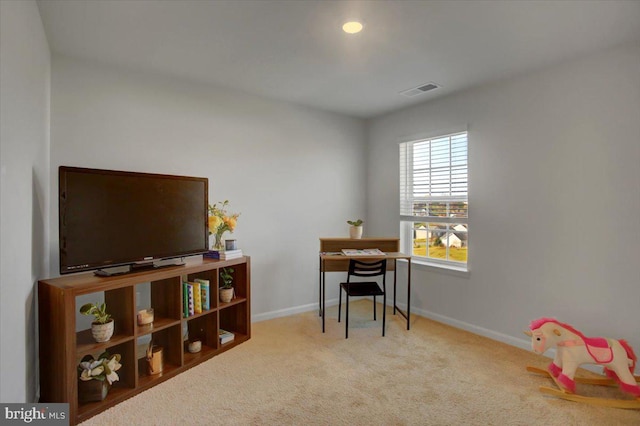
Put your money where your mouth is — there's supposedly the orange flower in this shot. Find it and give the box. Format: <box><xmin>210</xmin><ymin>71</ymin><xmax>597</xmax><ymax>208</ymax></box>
<box><xmin>208</xmin><ymin>216</ymin><xmax>223</xmax><ymax>234</ymax></box>
<box><xmin>223</xmin><ymin>216</ymin><xmax>237</xmax><ymax>231</ymax></box>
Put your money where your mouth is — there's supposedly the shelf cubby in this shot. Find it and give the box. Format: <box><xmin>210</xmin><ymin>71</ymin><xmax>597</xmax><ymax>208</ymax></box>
<box><xmin>105</xmin><ymin>287</ymin><xmax>135</xmax><ymax>337</ymax></box>
<box><xmin>76</xmin><ymin>340</ymin><xmax>136</xmax><ymax>419</ymax></box>
<box><xmin>136</xmin><ymin>323</ymin><xmax>182</xmax><ymax>387</ymax></box>
<box><xmin>186</xmin><ymin>313</ymin><xmax>217</xmax><ymax>349</ymax></box>
<box><xmin>149</xmin><ymin>277</ymin><xmax>183</xmax><ymax>320</ymax></box>
<box><xmin>220</xmin><ymin>302</ymin><xmax>249</xmax><ymax>339</ymax></box>
<box><xmin>183</xmin><ymin>313</ymin><xmax>218</xmax><ymax>365</ymax></box>
<box><xmin>186</xmin><ymin>269</ymin><xmax>219</xmax><ymax>311</ymax></box>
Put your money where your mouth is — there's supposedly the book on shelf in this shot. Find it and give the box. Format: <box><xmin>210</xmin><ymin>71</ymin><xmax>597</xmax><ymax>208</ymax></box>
<box><xmin>220</xmin><ymin>249</ymin><xmax>243</xmax><ymax>260</ymax></box>
<box><xmin>203</xmin><ymin>250</ymin><xmax>220</xmax><ymax>259</ymax></box>
<box><xmin>341</xmin><ymin>248</ymin><xmax>385</xmax><ymax>256</ymax></box>
<box><xmin>220</xmin><ymin>252</ymin><xmax>243</xmax><ymax>260</ymax></box>
<box><xmin>204</xmin><ymin>249</ymin><xmax>243</xmax><ymax>260</ymax></box>
<box><xmin>182</xmin><ymin>282</ymin><xmax>189</xmax><ymax>318</ymax></box>
<box><xmin>219</xmin><ymin>329</ymin><xmax>235</xmax><ymax>344</ymax></box>
<box><xmin>192</xmin><ymin>281</ymin><xmax>202</xmax><ymax>314</ymax></box>
<box><xmin>186</xmin><ymin>282</ymin><xmax>195</xmax><ymax>316</ymax></box>
<box><xmin>194</xmin><ymin>278</ymin><xmax>210</xmax><ymax>310</ymax></box>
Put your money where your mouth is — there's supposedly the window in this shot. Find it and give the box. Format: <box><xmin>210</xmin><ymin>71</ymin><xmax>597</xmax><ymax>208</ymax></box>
<box><xmin>400</xmin><ymin>132</ymin><xmax>468</xmax><ymax>269</ymax></box>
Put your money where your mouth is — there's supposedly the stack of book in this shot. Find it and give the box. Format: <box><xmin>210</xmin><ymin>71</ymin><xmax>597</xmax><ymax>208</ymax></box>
<box><xmin>204</xmin><ymin>249</ymin><xmax>243</xmax><ymax>260</ymax></box>
<box><xmin>219</xmin><ymin>249</ymin><xmax>243</xmax><ymax>260</ymax></box>
<box><xmin>182</xmin><ymin>278</ymin><xmax>211</xmax><ymax>317</ymax></box>
<box><xmin>219</xmin><ymin>329</ymin><xmax>235</xmax><ymax>344</ymax></box>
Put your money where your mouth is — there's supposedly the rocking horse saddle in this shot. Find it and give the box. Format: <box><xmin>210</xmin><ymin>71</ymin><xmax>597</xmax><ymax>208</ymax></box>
<box><xmin>558</xmin><ymin>336</ymin><xmax>613</xmax><ymax>364</ymax></box>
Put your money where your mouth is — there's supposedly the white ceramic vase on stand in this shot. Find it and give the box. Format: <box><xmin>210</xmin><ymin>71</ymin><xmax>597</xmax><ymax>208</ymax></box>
<box><xmin>349</xmin><ymin>225</ymin><xmax>363</xmax><ymax>239</ymax></box>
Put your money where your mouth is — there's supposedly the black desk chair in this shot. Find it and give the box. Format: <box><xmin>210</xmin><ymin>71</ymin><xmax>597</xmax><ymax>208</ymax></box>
<box><xmin>338</xmin><ymin>259</ymin><xmax>387</xmax><ymax>338</ymax></box>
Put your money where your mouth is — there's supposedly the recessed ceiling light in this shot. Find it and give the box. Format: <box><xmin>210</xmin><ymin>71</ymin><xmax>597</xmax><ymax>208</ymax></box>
<box><xmin>342</xmin><ymin>21</ymin><xmax>363</xmax><ymax>34</ymax></box>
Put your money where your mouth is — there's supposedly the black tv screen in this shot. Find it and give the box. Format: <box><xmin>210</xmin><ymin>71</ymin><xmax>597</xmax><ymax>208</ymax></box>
<box><xmin>59</xmin><ymin>166</ymin><xmax>208</xmax><ymax>274</ymax></box>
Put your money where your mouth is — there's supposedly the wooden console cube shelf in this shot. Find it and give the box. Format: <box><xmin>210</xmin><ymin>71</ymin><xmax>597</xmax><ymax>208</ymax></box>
<box><xmin>38</xmin><ymin>256</ymin><xmax>251</xmax><ymax>425</ymax></box>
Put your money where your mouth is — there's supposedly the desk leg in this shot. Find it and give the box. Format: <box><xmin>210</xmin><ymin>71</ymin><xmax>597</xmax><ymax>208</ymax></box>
<box><xmin>318</xmin><ymin>255</ymin><xmax>322</xmax><ymax>317</ymax></box>
<box><xmin>407</xmin><ymin>260</ymin><xmax>411</xmax><ymax>330</ymax></box>
<box><xmin>393</xmin><ymin>262</ymin><xmax>397</xmax><ymax>315</ymax></box>
<box><xmin>322</xmin><ymin>260</ymin><xmax>326</xmax><ymax>333</ymax></box>
<box><xmin>392</xmin><ymin>259</ymin><xmax>412</xmax><ymax>330</ymax></box>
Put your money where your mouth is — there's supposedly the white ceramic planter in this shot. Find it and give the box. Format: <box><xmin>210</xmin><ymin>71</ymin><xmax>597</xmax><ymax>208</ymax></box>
<box><xmin>91</xmin><ymin>320</ymin><xmax>114</xmax><ymax>343</ymax></box>
<box><xmin>349</xmin><ymin>225</ymin><xmax>363</xmax><ymax>239</ymax></box>
<box><xmin>219</xmin><ymin>288</ymin><xmax>234</xmax><ymax>303</ymax></box>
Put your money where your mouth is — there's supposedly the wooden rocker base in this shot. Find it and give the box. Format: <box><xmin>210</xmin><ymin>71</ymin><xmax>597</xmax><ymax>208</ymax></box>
<box><xmin>527</xmin><ymin>366</ymin><xmax>640</xmax><ymax>410</ymax></box>
<box><xmin>526</xmin><ymin>366</ymin><xmax>640</xmax><ymax>387</ymax></box>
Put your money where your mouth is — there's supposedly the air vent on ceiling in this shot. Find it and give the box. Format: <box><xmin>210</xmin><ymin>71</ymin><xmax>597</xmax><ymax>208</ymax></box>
<box><xmin>399</xmin><ymin>82</ymin><xmax>440</xmax><ymax>97</ymax></box>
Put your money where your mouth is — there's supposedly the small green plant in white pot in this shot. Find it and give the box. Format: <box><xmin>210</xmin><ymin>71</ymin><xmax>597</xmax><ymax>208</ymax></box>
<box><xmin>219</xmin><ymin>267</ymin><xmax>235</xmax><ymax>303</ymax></box>
<box><xmin>80</xmin><ymin>302</ymin><xmax>114</xmax><ymax>343</ymax></box>
<box><xmin>347</xmin><ymin>219</ymin><xmax>363</xmax><ymax>239</ymax></box>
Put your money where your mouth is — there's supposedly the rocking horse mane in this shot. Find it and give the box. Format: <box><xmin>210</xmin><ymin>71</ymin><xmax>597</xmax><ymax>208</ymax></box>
<box><xmin>529</xmin><ymin>317</ymin><xmax>587</xmax><ymax>339</ymax></box>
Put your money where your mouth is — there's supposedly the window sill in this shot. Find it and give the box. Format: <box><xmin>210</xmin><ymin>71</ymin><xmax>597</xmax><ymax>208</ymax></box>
<box><xmin>409</xmin><ymin>258</ymin><xmax>470</xmax><ymax>278</ymax></box>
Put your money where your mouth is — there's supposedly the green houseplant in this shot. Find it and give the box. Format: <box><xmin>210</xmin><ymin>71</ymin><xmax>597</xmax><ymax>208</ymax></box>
<box><xmin>347</xmin><ymin>219</ymin><xmax>364</xmax><ymax>239</ymax></box>
<box><xmin>219</xmin><ymin>267</ymin><xmax>235</xmax><ymax>303</ymax></box>
<box><xmin>80</xmin><ymin>302</ymin><xmax>114</xmax><ymax>343</ymax></box>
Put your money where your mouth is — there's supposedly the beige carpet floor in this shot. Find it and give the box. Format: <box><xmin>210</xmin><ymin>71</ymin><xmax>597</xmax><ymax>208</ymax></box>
<box><xmin>81</xmin><ymin>301</ymin><xmax>640</xmax><ymax>425</ymax></box>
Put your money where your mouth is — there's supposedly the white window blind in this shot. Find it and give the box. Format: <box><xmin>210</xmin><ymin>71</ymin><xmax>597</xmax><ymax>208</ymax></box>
<box><xmin>400</xmin><ymin>132</ymin><xmax>468</xmax><ymax>268</ymax></box>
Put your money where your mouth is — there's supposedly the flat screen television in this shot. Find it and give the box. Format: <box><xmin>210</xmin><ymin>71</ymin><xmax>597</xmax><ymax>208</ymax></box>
<box><xmin>59</xmin><ymin>166</ymin><xmax>208</xmax><ymax>275</ymax></box>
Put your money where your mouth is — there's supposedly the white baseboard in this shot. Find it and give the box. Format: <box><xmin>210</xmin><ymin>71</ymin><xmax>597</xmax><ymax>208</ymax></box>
<box><xmin>252</xmin><ymin>298</ymin><xmax>340</xmax><ymax>323</ymax></box>
<box><xmin>403</xmin><ymin>303</ymin><xmax>533</xmax><ymax>351</ymax></box>
<box><xmin>253</xmin><ymin>299</ymin><xmax>533</xmax><ymax>350</ymax></box>
<box><xmin>252</xmin><ymin>300</ymin><xmax>605</xmax><ymax>374</ymax></box>
<box><xmin>390</xmin><ymin>302</ymin><xmax>603</xmax><ymax>374</ymax></box>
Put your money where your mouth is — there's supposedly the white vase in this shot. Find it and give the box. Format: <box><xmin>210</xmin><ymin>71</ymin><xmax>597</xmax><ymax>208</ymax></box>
<box><xmin>91</xmin><ymin>320</ymin><xmax>114</xmax><ymax>343</ymax></box>
<box><xmin>349</xmin><ymin>225</ymin><xmax>363</xmax><ymax>239</ymax></box>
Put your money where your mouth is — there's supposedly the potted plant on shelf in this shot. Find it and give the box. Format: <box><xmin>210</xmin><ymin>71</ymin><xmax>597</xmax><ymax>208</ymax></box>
<box><xmin>77</xmin><ymin>351</ymin><xmax>122</xmax><ymax>402</ymax></box>
<box><xmin>219</xmin><ymin>267</ymin><xmax>235</xmax><ymax>303</ymax></box>
<box><xmin>80</xmin><ymin>302</ymin><xmax>114</xmax><ymax>343</ymax></box>
<box><xmin>347</xmin><ymin>219</ymin><xmax>364</xmax><ymax>239</ymax></box>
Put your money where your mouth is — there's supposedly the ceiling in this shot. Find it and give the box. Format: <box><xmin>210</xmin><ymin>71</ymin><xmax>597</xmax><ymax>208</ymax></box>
<box><xmin>37</xmin><ymin>0</ymin><xmax>640</xmax><ymax>119</ymax></box>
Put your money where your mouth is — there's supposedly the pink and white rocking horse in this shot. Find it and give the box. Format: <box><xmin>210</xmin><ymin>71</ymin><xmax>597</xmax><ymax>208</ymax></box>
<box><xmin>526</xmin><ymin>317</ymin><xmax>640</xmax><ymax>407</ymax></box>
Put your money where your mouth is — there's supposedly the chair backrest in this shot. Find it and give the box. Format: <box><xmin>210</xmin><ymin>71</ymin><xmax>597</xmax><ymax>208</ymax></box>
<box><xmin>347</xmin><ymin>259</ymin><xmax>387</xmax><ymax>283</ymax></box>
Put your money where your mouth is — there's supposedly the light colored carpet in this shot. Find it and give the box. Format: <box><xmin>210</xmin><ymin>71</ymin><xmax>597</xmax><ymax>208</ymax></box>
<box><xmin>81</xmin><ymin>301</ymin><xmax>640</xmax><ymax>425</ymax></box>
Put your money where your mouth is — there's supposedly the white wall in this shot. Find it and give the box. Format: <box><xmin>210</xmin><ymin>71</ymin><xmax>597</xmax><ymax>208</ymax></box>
<box><xmin>367</xmin><ymin>42</ymin><xmax>640</xmax><ymax>367</ymax></box>
<box><xmin>0</xmin><ymin>0</ymin><xmax>51</xmax><ymax>402</ymax></box>
<box><xmin>50</xmin><ymin>55</ymin><xmax>367</xmax><ymax>319</ymax></box>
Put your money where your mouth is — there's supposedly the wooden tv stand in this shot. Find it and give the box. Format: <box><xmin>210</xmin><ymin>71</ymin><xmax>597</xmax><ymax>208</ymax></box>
<box><xmin>38</xmin><ymin>256</ymin><xmax>251</xmax><ymax>424</ymax></box>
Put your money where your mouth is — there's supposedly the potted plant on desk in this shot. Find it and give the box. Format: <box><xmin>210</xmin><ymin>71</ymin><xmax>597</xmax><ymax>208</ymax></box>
<box><xmin>219</xmin><ymin>267</ymin><xmax>235</xmax><ymax>303</ymax></box>
<box><xmin>347</xmin><ymin>219</ymin><xmax>363</xmax><ymax>239</ymax></box>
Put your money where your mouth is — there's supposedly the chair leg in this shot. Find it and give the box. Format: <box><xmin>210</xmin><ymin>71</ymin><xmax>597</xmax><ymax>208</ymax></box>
<box><xmin>345</xmin><ymin>294</ymin><xmax>349</xmax><ymax>339</ymax></box>
<box><xmin>338</xmin><ymin>285</ymin><xmax>342</xmax><ymax>323</ymax></box>
<box><xmin>373</xmin><ymin>296</ymin><xmax>377</xmax><ymax>321</ymax></box>
<box><xmin>382</xmin><ymin>292</ymin><xmax>386</xmax><ymax>337</ymax></box>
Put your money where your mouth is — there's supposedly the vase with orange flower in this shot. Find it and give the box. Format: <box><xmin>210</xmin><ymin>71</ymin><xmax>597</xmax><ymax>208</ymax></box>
<box><xmin>208</xmin><ymin>200</ymin><xmax>240</xmax><ymax>250</ymax></box>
